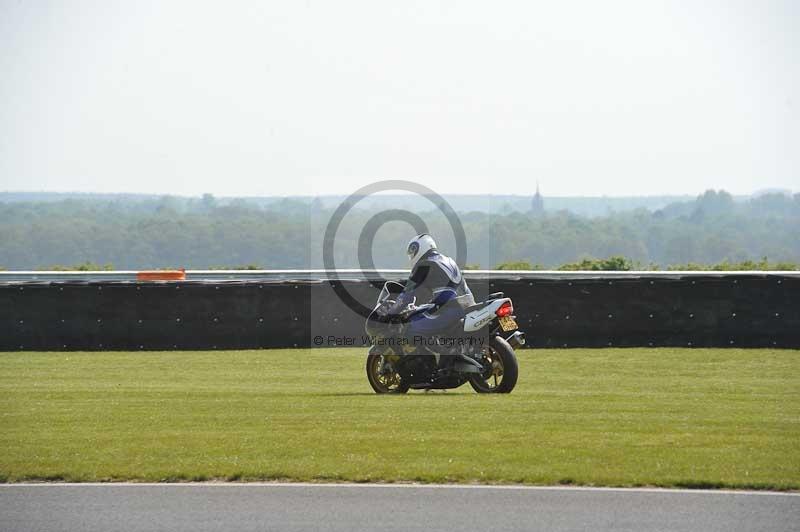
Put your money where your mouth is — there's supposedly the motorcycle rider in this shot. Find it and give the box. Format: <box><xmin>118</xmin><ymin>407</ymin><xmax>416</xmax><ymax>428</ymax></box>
<box><xmin>389</xmin><ymin>234</ymin><xmax>476</xmax><ymax>366</ymax></box>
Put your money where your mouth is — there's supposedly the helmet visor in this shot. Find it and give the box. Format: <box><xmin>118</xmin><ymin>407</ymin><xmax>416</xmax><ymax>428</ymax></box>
<box><xmin>407</xmin><ymin>241</ymin><xmax>419</xmax><ymax>261</ymax></box>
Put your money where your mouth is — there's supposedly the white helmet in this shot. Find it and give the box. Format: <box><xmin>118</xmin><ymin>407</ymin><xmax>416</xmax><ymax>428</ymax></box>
<box><xmin>406</xmin><ymin>234</ymin><xmax>437</xmax><ymax>267</ymax></box>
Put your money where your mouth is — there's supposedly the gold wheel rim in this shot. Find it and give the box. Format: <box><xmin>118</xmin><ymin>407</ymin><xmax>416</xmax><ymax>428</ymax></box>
<box><xmin>480</xmin><ymin>347</ymin><xmax>504</xmax><ymax>390</ymax></box>
<box><xmin>371</xmin><ymin>356</ymin><xmax>403</xmax><ymax>392</ymax></box>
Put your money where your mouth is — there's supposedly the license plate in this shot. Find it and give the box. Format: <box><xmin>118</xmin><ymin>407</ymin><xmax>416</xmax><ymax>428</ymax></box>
<box><xmin>499</xmin><ymin>316</ymin><xmax>517</xmax><ymax>331</ymax></box>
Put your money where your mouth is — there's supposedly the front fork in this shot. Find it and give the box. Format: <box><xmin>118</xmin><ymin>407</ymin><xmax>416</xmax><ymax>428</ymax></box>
<box><xmin>369</xmin><ymin>345</ymin><xmax>402</xmax><ymax>375</ymax></box>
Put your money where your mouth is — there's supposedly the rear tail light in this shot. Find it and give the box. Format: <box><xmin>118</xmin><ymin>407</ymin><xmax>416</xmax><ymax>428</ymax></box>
<box><xmin>496</xmin><ymin>301</ymin><xmax>513</xmax><ymax>317</ymax></box>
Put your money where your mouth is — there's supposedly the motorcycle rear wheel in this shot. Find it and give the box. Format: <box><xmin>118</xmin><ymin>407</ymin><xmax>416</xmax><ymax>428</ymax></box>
<box><xmin>468</xmin><ymin>336</ymin><xmax>519</xmax><ymax>394</ymax></box>
<box><xmin>366</xmin><ymin>353</ymin><xmax>410</xmax><ymax>394</ymax></box>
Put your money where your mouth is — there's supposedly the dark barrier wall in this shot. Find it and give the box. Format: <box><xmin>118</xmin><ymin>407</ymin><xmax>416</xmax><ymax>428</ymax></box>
<box><xmin>1</xmin><ymin>274</ymin><xmax>798</xmax><ymax>350</ymax></box>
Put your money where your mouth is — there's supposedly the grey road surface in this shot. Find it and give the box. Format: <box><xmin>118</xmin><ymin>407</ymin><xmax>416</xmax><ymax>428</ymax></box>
<box><xmin>1</xmin><ymin>483</ymin><xmax>798</xmax><ymax>532</ymax></box>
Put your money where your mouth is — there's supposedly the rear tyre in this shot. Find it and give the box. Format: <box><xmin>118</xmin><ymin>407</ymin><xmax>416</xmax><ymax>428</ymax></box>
<box><xmin>469</xmin><ymin>336</ymin><xmax>519</xmax><ymax>394</ymax></box>
<box><xmin>366</xmin><ymin>353</ymin><xmax>410</xmax><ymax>394</ymax></box>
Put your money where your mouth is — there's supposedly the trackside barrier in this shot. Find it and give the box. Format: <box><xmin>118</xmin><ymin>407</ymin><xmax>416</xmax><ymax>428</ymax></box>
<box><xmin>0</xmin><ymin>271</ymin><xmax>798</xmax><ymax>350</ymax></box>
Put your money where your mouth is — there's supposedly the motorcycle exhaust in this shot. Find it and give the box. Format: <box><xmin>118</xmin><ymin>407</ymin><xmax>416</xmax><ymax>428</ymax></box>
<box><xmin>506</xmin><ymin>331</ymin><xmax>526</xmax><ymax>349</ymax></box>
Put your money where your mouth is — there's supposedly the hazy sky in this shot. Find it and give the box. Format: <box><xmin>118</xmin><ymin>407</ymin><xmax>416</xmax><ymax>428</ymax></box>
<box><xmin>1</xmin><ymin>0</ymin><xmax>797</xmax><ymax>197</ymax></box>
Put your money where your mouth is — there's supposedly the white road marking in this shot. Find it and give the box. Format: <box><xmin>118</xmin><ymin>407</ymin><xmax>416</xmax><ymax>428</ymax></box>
<box><xmin>1</xmin><ymin>482</ymin><xmax>797</xmax><ymax>497</ymax></box>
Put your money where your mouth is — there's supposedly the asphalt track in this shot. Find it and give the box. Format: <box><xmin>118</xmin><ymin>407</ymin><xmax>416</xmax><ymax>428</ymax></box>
<box><xmin>1</xmin><ymin>483</ymin><xmax>798</xmax><ymax>532</ymax></box>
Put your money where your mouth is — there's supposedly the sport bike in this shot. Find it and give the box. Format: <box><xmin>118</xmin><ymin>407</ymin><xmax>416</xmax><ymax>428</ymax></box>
<box><xmin>365</xmin><ymin>281</ymin><xmax>526</xmax><ymax>394</ymax></box>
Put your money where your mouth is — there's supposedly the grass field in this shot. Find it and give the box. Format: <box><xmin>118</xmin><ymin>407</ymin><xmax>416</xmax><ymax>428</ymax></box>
<box><xmin>1</xmin><ymin>348</ymin><xmax>798</xmax><ymax>489</ymax></box>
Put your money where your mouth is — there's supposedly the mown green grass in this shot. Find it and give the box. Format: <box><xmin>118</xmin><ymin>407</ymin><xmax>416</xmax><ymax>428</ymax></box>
<box><xmin>1</xmin><ymin>348</ymin><xmax>798</xmax><ymax>489</ymax></box>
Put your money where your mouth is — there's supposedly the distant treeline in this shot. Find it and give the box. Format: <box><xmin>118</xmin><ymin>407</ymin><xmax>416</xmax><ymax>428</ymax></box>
<box><xmin>0</xmin><ymin>191</ymin><xmax>697</xmax><ymax>217</ymax></box>
<box><xmin>1</xmin><ymin>190</ymin><xmax>798</xmax><ymax>270</ymax></box>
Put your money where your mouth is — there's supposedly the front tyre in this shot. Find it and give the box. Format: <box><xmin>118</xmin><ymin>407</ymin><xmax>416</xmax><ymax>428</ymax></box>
<box><xmin>366</xmin><ymin>353</ymin><xmax>409</xmax><ymax>394</ymax></box>
<box><xmin>469</xmin><ymin>336</ymin><xmax>519</xmax><ymax>394</ymax></box>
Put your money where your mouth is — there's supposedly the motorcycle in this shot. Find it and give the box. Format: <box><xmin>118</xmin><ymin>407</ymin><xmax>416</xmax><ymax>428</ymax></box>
<box><xmin>364</xmin><ymin>281</ymin><xmax>526</xmax><ymax>394</ymax></box>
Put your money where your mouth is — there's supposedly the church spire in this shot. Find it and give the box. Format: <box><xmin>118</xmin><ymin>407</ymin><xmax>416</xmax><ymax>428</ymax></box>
<box><xmin>531</xmin><ymin>181</ymin><xmax>544</xmax><ymax>215</ymax></box>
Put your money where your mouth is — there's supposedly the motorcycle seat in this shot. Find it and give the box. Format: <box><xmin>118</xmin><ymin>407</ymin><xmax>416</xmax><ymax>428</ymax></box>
<box><xmin>465</xmin><ymin>301</ymin><xmax>491</xmax><ymax>313</ymax></box>
<box><xmin>464</xmin><ymin>292</ymin><xmax>504</xmax><ymax>313</ymax></box>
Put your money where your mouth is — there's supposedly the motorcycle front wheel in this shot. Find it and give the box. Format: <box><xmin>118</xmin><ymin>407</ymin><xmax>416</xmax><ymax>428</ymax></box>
<box><xmin>469</xmin><ymin>336</ymin><xmax>519</xmax><ymax>394</ymax></box>
<box><xmin>366</xmin><ymin>353</ymin><xmax>410</xmax><ymax>394</ymax></box>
